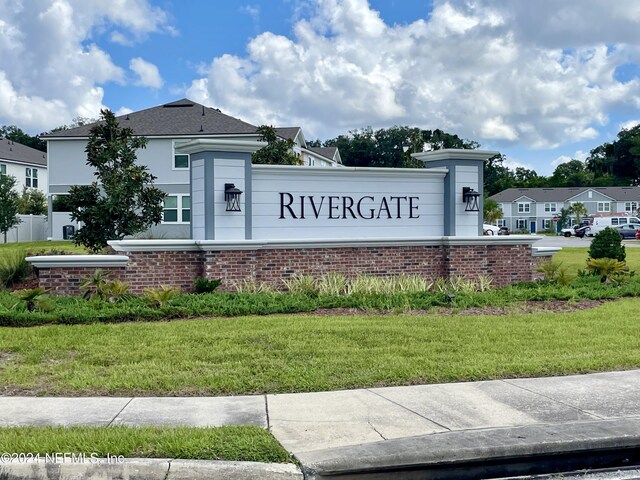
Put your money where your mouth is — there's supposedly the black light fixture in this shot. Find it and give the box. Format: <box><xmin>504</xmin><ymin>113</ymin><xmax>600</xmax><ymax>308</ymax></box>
<box><xmin>224</xmin><ymin>183</ymin><xmax>243</xmax><ymax>212</ymax></box>
<box><xmin>462</xmin><ymin>187</ymin><xmax>480</xmax><ymax>212</ymax></box>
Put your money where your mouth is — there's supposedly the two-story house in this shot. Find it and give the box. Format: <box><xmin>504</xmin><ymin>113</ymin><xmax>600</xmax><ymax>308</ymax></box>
<box><xmin>274</xmin><ymin>127</ymin><xmax>342</xmax><ymax>167</ymax></box>
<box><xmin>0</xmin><ymin>138</ymin><xmax>48</xmax><ymax>194</ymax></box>
<box><xmin>488</xmin><ymin>186</ymin><xmax>640</xmax><ymax>232</ymax></box>
<box><xmin>43</xmin><ymin>98</ymin><xmax>341</xmax><ymax>240</ymax></box>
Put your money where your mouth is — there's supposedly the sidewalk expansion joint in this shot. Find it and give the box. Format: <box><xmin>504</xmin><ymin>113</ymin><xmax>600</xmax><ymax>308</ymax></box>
<box><xmin>366</xmin><ymin>388</ymin><xmax>451</xmax><ymax>431</ymax></box>
<box><xmin>500</xmin><ymin>379</ymin><xmax>604</xmax><ymax>420</ymax></box>
<box><xmin>264</xmin><ymin>394</ymin><xmax>271</xmax><ymax>429</ymax></box>
<box><xmin>107</xmin><ymin>397</ymin><xmax>135</xmax><ymax>427</ymax></box>
<box><xmin>163</xmin><ymin>459</ymin><xmax>173</xmax><ymax>480</ymax></box>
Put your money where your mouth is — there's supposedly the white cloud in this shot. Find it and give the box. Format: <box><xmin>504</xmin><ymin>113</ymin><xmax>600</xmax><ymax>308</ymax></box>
<box><xmin>115</xmin><ymin>106</ymin><xmax>134</xmax><ymax>116</ymax></box>
<box><xmin>620</xmin><ymin>119</ymin><xmax>640</xmax><ymax>131</ymax></box>
<box><xmin>188</xmin><ymin>0</ymin><xmax>640</xmax><ymax>149</ymax></box>
<box><xmin>130</xmin><ymin>57</ymin><xmax>163</xmax><ymax>89</ymax></box>
<box><xmin>551</xmin><ymin>150</ymin><xmax>589</xmax><ymax>168</ymax></box>
<box><xmin>0</xmin><ymin>0</ymin><xmax>171</xmax><ymax>132</ymax></box>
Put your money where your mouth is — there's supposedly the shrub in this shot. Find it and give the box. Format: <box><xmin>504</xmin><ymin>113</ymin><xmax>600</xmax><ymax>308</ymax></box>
<box><xmin>11</xmin><ymin>287</ymin><xmax>53</xmax><ymax>312</ymax></box>
<box><xmin>586</xmin><ymin>257</ymin><xmax>628</xmax><ymax>283</ymax></box>
<box><xmin>589</xmin><ymin>227</ymin><xmax>625</xmax><ymax>262</ymax></box>
<box><xmin>536</xmin><ymin>260</ymin><xmax>575</xmax><ymax>286</ymax></box>
<box><xmin>193</xmin><ymin>277</ymin><xmax>222</xmax><ymax>294</ymax></box>
<box><xmin>0</xmin><ymin>250</ymin><xmax>31</xmax><ymax>288</ymax></box>
<box><xmin>318</xmin><ymin>272</ymin><xmax>348</xmax><ymax>296</ymax></box>
<box><xmin>145</xmin><ymin>285</ymin><xmax>180</xmax><ymax>307</ymax></box>
<box><xmin>282</xmin><ymin>274</ymin><xmax>318</xmax><ymax>295</ymax></box>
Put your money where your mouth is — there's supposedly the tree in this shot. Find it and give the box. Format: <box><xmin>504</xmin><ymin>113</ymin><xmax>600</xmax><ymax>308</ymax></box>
<box><xmin>568</xmin><ymin>202</ymin><xmax>589</xmax><ymax>224</ymax></box>
<box><xmin>323</xmin><ymin>125</ymin><xmax>479</xmax><ymax>169</ymax></box>
<box><xmin>549</xmin><ymin>160</ymin><xmax>594</xmax><ymax>187</ymax></box>
<box><xmin>0</xmin><ymin>175</ymin><xmax>21</xmax><ymax>243</ymax></box>
<box><xmin>252</xmin><ymin>125</ymin><xmax>302</xmax><ymax>165</ymax></box>
<box><xmin>483</xmin><ymin>198</ymin><xmax>503</xmax><ymax>224</ymax></box>
<box><xmin>17</xmin><ymin>187</ymin><xmax>47</xmax><ymax>215</ymax></box>
<box><xmin>66</xmin><ymin>109</ymin><xmax>166</xmax><ymax>252</ymax></box>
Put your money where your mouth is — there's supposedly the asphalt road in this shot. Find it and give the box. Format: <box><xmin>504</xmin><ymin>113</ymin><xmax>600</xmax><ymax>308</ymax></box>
<box><xmin>533</xmin><ymin>235</ymin><xmax>640</xmax><ymax>248</ymax></box>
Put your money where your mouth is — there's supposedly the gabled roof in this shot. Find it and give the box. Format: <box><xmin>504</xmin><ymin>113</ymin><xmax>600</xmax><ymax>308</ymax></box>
<box><xmin>0</xmin><ymin>138</ymin><xmax>47</xmax><ymax>166</ymax></box>
<box><xmin>275</xmin><ymin>127</ymin><xmax>301</xmax><ymax>142</ymax></box>
<box><xmin>489</xmin><ymin>187</ymin><xmax>640</xmax><ymax>203</ymax></box>
<box><xmin>42</xmin><ymin>99</ymin><xmax>258</xmax><ymax>139</ymax></box>
<box><xmin>309</xmin><ymin>146</ymin><xmax>338</xmax><ymax>161</ymax></box>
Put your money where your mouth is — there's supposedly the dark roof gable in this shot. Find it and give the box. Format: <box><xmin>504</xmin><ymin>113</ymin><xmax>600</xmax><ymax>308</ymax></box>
<box><xmin>0</xmin><ymin>138</ymin><xmax>47</xmax><ymax>166</ymax></box>
<box><xmin>42</xmin><ymin>99</ymin><xmax>258</xmax><ymax>138</ymax></box>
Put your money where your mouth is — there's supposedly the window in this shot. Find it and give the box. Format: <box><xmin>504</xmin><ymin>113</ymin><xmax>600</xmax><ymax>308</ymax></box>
<box><xmin>612</xmin><ymin>218</ymin><xmax>619</xmax><ymax>226</ymax></box>
<box><xmin>516</xmin><ymin>219</ymin><xmax>527</xmax><ymax>230</ymax></box>
<box><xmin>544</xmin><ymin>203</ymin><xmax>557</xmax><ymax>212</ymax></box>
<box><xmin>25</xmin><ymin>168</ymin><xmax>38</xmax><ymax>188</ymax></box>
<box><xmin>497</xmin><ymin>219</ymin><xmax>507</xmax><ymax>227</ymax></box>
<box><xmin>0</xmin><ymin>163</ymin><xmax>5</xmax><ymax>176</ymax></box>
<box><xmin>625</xmin><ymin>202</ymin><xmax>637</xmax><ymax>212</ymax></box>
<box><xmin>162</xmin><ymin>195</ymin><xmax>190</xmax><ymax>223</ymax></box>
<box><xmin>542</xmin><ymin>219</ymin><xmax>552</xmax><ymax>230</ymax></box>
<box><xmin>174</xmin><ymin>154</ymin><xmax>189</xmax><ymax>169</ymax></box>
<box><xmin>597</xmin><ymin>202</ymin><xmax>611</xmax><ymax>213</ymax></box>
<box><xmin>517</xmin><ymin>202</ymin><xmax>530</xmax><ymax>213</ymax></box>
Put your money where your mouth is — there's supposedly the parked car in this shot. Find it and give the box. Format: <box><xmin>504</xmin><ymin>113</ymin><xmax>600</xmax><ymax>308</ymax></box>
<box><xmin>483</xmin><ymin>225</ymin><xmax>510</xmax><ymax>235</ymax></box>
<box><xmin>483</xmin><ymin>224</ymin><xmax>500</xmax><ymax>235</ymax></box>
<box><xmin>613</xmin><ymin>223</ymin><xmax>640</xmax><ymax>239</ymax></box>
<box><xmin>561</xmin><ymin>225</ymin><xmax>590</xmax><ymax>238</ymax></box>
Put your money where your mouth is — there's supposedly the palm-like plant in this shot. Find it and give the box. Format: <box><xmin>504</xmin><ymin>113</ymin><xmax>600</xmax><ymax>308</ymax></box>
<box><xmin>568</xmin><ymin>202</ymin><xmax>589</xmax><ymax>224</ymax></box>
<box><xmin>586</xmin><ymin>257</ymin><xmax>627</xmax><ymax>283</ymax></box>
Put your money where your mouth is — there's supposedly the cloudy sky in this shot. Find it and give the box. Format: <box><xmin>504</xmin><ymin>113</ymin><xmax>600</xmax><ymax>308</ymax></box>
<box><xmin>1</xmin><ymin>0</ymin><xmax>639</xmax><ymax>175</ymax></box>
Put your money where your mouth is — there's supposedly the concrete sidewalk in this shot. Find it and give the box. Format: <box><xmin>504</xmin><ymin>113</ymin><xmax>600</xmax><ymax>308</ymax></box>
<box><xmin>2</xmin><ymin>369</ymin><xmax>640</xmax><ymax>478</ymax></box>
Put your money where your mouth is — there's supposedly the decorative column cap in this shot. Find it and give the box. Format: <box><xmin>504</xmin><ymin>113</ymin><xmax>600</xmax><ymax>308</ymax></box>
<box><xmin>412</xmin><ymin>149</ymin><xmax>500</xmax><ymax>164</ymax></box>
<box><xmin>176</xmin><ymin>138</ymin><xmax>266</xmax><ymax>155</ymax></box>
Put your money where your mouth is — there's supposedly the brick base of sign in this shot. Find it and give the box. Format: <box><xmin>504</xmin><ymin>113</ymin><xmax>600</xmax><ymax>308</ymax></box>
<box><xmin>33</xmin><ymin>241</ymin><xmax>549</xmax><ymax>295</ymax></box>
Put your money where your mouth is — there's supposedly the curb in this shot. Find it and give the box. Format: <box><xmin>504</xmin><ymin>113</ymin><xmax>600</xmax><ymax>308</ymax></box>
<box><xmin>297</xmin><ymin>418</ymin><xmax>640</xmax><ymax>479</ymax></box>
<box><xmin>0</xmin><ymin>458</ymin><xmax>303</xmax><ymax>479</ymax></box>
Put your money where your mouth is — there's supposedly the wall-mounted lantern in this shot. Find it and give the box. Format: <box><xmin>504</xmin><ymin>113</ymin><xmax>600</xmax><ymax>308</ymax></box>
<box><xmin>462</xmin><ymin>187</ymin><xmax>480</xmax><ymax>212</ymax></box>
<box><xmin>224</xmin><ymin>183</ymin><xmax>243</xmax><ymax>212</ymax></box>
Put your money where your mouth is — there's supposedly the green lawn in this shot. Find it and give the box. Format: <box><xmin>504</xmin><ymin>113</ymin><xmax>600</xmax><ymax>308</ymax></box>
<box><xmin>0</xmin><ymin>426</ymin><xmax>292</xmax><ymax>463</ymax></box>
<box><xmin>0</xmin><ymin>240</ymin><xmax>86</xmax><ymax>255</ymax></box>
<box><xmin>1</xmin><ymin>298</ymin><xmax>639</xmax><ymax>396</ymax></box>
<box><xmin>553</xmin><ymin>246</ymin><xmax>640</xmax><ymax>273</ymax></box>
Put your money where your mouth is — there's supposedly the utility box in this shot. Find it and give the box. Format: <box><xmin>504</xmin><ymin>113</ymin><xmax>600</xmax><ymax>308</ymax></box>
<box><xmin>62</xmin><ymin>225</ymin><xmax>75</xmax><ymax>240</ymax></box>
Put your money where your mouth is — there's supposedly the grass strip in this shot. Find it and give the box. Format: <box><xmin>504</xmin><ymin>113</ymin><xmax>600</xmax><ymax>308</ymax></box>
<box><xmin>0</xmin><ymin>426</ymin><xmax>292</xmax><ymax>463</ymax></box>
<box><xmin>1</xmin><ymin>298</ymin><xmax>639</xmax><ymax>396</ymax></box>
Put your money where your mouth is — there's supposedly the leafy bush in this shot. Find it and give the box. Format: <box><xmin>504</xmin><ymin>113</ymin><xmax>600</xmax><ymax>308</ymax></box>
<box><xmin>318</xmin><ymin>272</ymin><xmax>349</xmax><ymax>296</ymax></box>
<box><xmin>0</xmin><ymin>249</ymin><xmax>31</xmax><ymax>288</ymax></box>
<box><xmin>193</xmin><ymin>277</ymin><xmax>222</xmax><ymax>294</ymax></box>
<box><xmin>536</xmin><ymin>260</ymin><xmax>575</xmax><ymax>286</ymax></box>
<box><xmin>589</xmin><ymin>227</ymin><xmax>626</xmax><ymax>262</ymax></box>
<box><xmin>282</xmin><ymin>274</ymin><xmax>318</xmax><ymax>295</ymax></box>
<box><xmin>11</xmin><ymin>287</ymin><xmax>53</xmax><ymax>312</ymax></box>
<box><xmin>145</xmin><ymin>285</ymin><xmax>180</xmax><ymax>307</ymax></box>
<box><xmin>586</xmin><ymin>257</ymin><xmax>628</xmax><ymax>284</ymax></box>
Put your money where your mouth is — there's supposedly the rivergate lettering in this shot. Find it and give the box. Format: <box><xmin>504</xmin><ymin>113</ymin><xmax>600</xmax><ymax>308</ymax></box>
<box><xmin>279</xmin><ymin>192</ymin><xmax>420</xmax><ymax>220</ymax></box>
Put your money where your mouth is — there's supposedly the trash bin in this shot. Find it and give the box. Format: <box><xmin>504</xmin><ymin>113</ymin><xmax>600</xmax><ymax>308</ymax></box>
<box><xmin>62</xmin><ymin>225</ymin><xmax>75</xmax><ymax>240</ymax></box>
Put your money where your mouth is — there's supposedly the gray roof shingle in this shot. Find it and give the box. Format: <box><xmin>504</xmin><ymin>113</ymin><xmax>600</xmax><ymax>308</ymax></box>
<box><xmin>489</xmin><ymin>186</ymin><xmax>640</xmax><ymax>202</ymax></box>
<box><xmin>275</xmin><ymin>127</ymin><xmax>301</xmax><ymax>142</ymax></box>
<box><xmin>308</xmin><ymin>146</ymin><xmax>338</xmax><ymax>161</ymax></box>
<box><xmin>42</xmin><ymin>99</ymin><xmax>258</xmax><ymax>138</ymax></box>
<box><xmin>0</xmin><ymin>138</ymin><xmax>47</xmax><ymax>166</ymax></box>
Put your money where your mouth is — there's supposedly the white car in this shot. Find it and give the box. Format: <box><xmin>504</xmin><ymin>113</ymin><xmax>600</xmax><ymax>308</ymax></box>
<box><xmin>483</xmin><ymin>224</ymin><xmax>500</xmax><ymax>235</ymax></box>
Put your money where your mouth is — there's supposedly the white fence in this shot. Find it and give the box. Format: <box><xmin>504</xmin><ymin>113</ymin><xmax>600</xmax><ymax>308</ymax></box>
<box><xmin>3</xmin><ymin>215</ymin><xmax>47</xmax><ymax>243</ymax></box>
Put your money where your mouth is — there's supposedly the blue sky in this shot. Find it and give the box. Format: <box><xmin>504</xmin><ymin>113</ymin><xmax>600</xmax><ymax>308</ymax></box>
<box><xmin>1</xmin><ymin>0</ymin><xmax>639</xmax><ymax>176</ymax></box>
